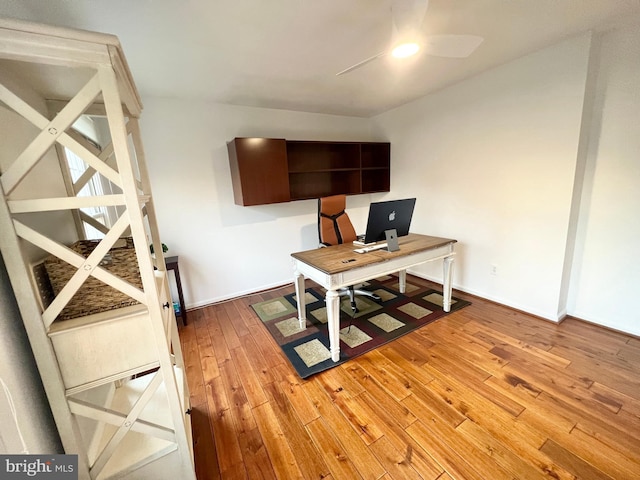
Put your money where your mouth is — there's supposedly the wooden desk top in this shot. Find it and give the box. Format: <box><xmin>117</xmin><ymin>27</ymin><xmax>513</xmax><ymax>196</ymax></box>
<box><xmin>291</xmin><ymin>233</ymin><xmax>457</xmax><ymax>275</ymax></box>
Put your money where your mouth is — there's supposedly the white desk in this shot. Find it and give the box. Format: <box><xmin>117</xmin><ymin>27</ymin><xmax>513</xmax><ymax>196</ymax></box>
<box><xmin>291</xmin><ymin>233</ymin><xmax>456</xmax><ymax>362</ymax></box>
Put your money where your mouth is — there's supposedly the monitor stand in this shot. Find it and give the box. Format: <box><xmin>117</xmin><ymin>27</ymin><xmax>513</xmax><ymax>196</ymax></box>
<box><xmin>385</xmin><ymin>229</ymin><xmax>400</xmax><ymax>252</ymax></box>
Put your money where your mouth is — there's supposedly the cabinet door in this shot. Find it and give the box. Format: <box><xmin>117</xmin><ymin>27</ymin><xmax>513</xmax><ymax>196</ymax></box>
<box><xmin>227</xmin><ymin>138</ymin><xmax>290</xmax><ymax>206</ymax></box>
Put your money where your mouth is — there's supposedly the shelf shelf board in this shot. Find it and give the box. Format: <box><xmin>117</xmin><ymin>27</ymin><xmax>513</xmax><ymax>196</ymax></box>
<box><xmin>64</xmin><ymin>362</ymin><xmax>161</xmax><ymax>397</ymax></box>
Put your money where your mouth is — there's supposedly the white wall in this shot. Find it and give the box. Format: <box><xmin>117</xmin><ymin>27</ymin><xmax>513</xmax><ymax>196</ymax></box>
<box><xmin>372</xmin><ymin>34</ymin><xmax>592</xmax><ymax>321</ymax></box>
<box><xmin>139</xmin><ymin>100</ymin><xmax>386</xmax><ymax>307</ymax></box>
<box><xmin>568</xmin><ymin>24</ymin><xmax>640</xmax><ymax>335</ymax></box>
<box><xmin>139</xmin><ymin>27</ymin><xmax>640</xmax><ymax>336</ymax></box>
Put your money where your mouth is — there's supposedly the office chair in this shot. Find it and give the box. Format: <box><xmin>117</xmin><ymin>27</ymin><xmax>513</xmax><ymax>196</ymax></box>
<box><xmin>318</xmin><ymin>194</ymin><xmax>381</xmax><ymax>313</ymax></box>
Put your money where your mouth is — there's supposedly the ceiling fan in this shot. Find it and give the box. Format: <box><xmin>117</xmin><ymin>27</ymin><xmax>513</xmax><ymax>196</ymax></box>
<box><xmin>336</xmin><ymin>0</ymin><xmax>483</xmax><ymax>76</ymax></box>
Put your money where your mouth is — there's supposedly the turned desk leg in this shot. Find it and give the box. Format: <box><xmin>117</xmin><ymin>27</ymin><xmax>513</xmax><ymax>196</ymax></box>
<box><xmin>398</xmin><ymin>269</ymin><xmax>407</xmax><ymax>293</ymax></box>
<box><xmin>294</xmin><ymin>271</ymin><xmax>306</xmax><ymax>329</ymax></box>
<box><xmin>443</xmin><ymin>255</ymin><xmax>455</xmax><ymax>312</ymax></box>
<box><xmin>325</xmin><ymin>289</ymin><xmax>341</xmax><ymax>362</ymax></box>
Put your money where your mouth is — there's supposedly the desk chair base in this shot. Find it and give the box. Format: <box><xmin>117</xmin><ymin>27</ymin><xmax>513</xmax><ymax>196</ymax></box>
<box><xmin>339</xmin><ymin>286</ymin><xmax>381</xmax><ymax>314</ymax></box>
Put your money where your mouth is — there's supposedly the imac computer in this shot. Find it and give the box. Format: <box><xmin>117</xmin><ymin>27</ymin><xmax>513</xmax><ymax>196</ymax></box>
<box><xmin>362</xmin><ymin>198</ymin><xmax>416</xmax><ymax>245</ymax></box>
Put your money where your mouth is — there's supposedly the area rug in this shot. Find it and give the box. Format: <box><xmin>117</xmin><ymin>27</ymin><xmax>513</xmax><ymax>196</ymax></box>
<box><xmin>251</xmin><ymin>275</ymin><xmax>470</xmax><ymax>379</ymax></box>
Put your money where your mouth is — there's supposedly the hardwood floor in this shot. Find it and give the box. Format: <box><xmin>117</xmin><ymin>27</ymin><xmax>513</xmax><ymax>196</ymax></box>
<box><xmin>179</xmin><ymin>275</ymin><xmax>640</xmax><ymax>480</ymax></box>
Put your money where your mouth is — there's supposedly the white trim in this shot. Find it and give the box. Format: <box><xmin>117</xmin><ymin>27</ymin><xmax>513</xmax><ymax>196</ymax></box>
<box><xmin>406</xmin><ymin>269</ymin><xmax>563</xmax><ymax>322</ymax></box>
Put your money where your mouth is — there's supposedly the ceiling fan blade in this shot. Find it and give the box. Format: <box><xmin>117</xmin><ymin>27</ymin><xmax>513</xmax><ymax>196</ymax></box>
<box><xmin>422</xmin><ymin>34</ymin><xmax>484</xmax><ymax>58</ymax></box>
<box><xmin>391</xmin><ymin>0</ymin><xmax>429</xmax><ymax>36</ymax></box>
<box><xmin>336</xmin><ymin>51</ymin><xmax>387</xmax><ymax>76</ymax></box>
<box><xmin>392</xmin><ymin>0</ymin><xmax>429</xmax><ymax>35</ymax></box>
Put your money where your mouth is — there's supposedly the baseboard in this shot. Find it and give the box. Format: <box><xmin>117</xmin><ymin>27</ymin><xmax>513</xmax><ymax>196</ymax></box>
<box><xmin>184</xmin><ymin>272</ymin><xmax>640</xmax><ymax>340</ymax></box>
<box><xmin>189</xmin><ymin>272</ymin><xmax>640</xmax><ymax>340</ymax></box>
<box><xmin>187</xmin><ymin>279</ymin><xmax>292</xmax><ymax>311</ymax></box>
<box><xmin>405</xmin><ymin>271</ymin><xmax>639</xmax><ymax>337</ymax></box>
<box><xmin>406</xmin><ymin>269</ymin><xmax>563</xmax><ymax>323</ymax></box>
<box><xmin>565</xmin><ymin>312</ymin><xmax>640</xmax><ymax>338</ymax></box>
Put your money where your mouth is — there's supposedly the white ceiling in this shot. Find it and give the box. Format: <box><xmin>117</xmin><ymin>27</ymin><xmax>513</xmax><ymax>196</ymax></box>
<box><xmin>1</xmin><ymin>0</ymin><xmax>639</xmax><ymax>117</ymax></box>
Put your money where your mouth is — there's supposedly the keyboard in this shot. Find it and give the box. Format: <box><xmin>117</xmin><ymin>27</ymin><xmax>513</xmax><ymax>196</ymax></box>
<box><xmin>354</xmin><ymin>242</ymin><xmax>388</xmax><ymax>254</ymax></box>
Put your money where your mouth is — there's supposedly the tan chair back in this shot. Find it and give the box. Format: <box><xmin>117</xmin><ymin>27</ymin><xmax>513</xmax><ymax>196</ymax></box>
<box><xmin>318</xmin><ymin>195</ymin><xmax>357</xmax><ymax>246</ymax></box>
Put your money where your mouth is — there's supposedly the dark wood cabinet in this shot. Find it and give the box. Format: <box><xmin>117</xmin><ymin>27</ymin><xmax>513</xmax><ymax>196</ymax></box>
<box><xmin>227</xmin><ymin>137</ymin><xmax>290</xmax><ymax>206</ymax></box>
<box><xmin>227</xmin><ymin>138</ymin><xmax>390</xmax><ymax>206</ymax></box>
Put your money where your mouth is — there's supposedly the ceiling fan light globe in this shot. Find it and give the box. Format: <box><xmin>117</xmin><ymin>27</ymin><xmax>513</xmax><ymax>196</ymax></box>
<box><xmin>391</xmin><ymin>42</ymin><xmax>420</xmax><ymax>58</ymax></box>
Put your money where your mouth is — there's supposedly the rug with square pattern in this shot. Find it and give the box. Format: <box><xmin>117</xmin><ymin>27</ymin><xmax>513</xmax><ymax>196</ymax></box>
<box><xmin>250</xmin><ymin>275</ymin><xmax>470</xmax><ymax>378</ymax></box>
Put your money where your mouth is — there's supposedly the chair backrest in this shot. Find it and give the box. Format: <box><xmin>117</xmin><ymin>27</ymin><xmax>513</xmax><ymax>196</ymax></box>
<box><xmin>318</xmin><ymin>195</ymin><xmax>357</xmax><ymax>246</ymax></box>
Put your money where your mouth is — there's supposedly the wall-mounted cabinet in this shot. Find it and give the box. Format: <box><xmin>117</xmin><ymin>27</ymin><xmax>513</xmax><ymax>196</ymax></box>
<box><xmin>227</xmin><ymin>137</ymin><xmax>290</xmax><ymax>206</ymax></box>
<box><xmin>227</xmin><ymin>138</ymin><xmax>390</xmax><ymax>206</ymax></box>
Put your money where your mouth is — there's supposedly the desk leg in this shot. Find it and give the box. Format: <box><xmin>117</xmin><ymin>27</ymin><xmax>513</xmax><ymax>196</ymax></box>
<box><xmin>294</xmin><ymin>271</ymin><xmax>307</xmax><ymax>329</ymax></box>
<box><xmin>398</xmin><ymin>269</ymin><xmax>407</xmax><ymax>293</ymax></box>
<box><xmin>326</xmin><ymin>289</ymin><xmax>341</xmax><ymax>362</ymax></box>
<box><xmin>443</xmin><ymin>255</ymin><xmax>455</xmax><ymax>312</ymax></box>
<box><xmin>173</xmin><ymin>264</ymin><xmax>187</xmax><ymax>325</ymax></box>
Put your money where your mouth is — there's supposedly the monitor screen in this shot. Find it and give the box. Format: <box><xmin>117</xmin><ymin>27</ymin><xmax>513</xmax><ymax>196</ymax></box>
<box><xmin>363</xmin><ymin>198</ymin><xmax>416</xmax><ymax>244</ymax></box>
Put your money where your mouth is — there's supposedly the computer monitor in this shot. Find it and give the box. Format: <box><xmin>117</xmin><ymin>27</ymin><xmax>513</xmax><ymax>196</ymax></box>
<box><xmin>363</xmin><ymin>198</ymin><xmax>416</xmax><ymax>244</ymax></box>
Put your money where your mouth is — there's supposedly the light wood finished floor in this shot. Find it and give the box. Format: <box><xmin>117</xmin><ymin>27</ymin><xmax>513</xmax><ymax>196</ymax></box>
<box><xmin>179</xmin><ymin>275</ymin><xmax>640</xmax><ymax>480</ymax></box>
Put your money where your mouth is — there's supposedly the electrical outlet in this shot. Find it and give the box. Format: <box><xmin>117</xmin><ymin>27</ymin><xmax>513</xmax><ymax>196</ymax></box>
<box><xmin>490</xmin><ymin>264</ymin><xmax>498</xmax><ymax>276</ymax></box>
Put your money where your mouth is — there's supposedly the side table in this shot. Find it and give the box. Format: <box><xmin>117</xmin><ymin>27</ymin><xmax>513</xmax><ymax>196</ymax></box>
<box><xmin>165</xmin><ymin>255</ymin><xmax>187</xmax><ymax>325</ymax></box>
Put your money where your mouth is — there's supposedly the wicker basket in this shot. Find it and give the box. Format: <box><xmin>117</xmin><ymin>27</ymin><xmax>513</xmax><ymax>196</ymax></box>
<box><xmin>44</xmin><ymin>237</ymin><xmax>143</xmax><ymax>320</ymax></box>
